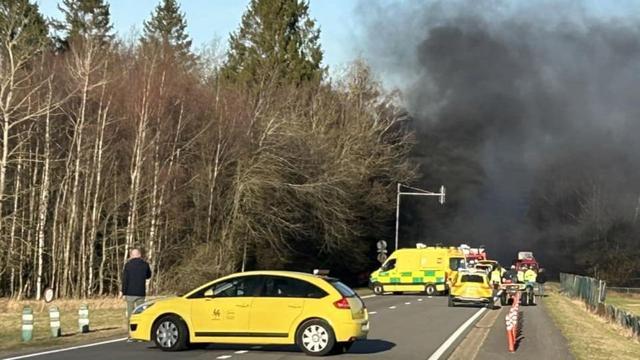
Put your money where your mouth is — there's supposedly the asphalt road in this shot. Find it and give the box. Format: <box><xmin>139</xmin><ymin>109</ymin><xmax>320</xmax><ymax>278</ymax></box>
<box><xmin>475</xmin><ymin>296</ymin><xmax>573</xmax><ymax>360</ymax></box>
<box><xmin>4</xmin><ymin>294</ymin><xmax>483</xmax><ymax>360</ymax></box>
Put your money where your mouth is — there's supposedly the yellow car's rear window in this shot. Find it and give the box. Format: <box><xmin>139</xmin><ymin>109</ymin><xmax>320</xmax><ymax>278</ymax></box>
<box><xmin>461</xmin><ymin>274</ymin><xmax>485</xmax><ymax>283</ymax></box>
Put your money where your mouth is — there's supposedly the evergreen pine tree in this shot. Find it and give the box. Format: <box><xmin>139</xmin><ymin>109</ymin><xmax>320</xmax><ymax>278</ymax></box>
<box><xmin>0</xmin><ymin>0</ymin><xmax>50</xmax><ymax>56</ymax></box>
<box><xmin>222</xmin><ymin>0</ymin><xmax>324</xmax><ymax>86</ymax></box>
<box><xmin>142</xmin><ymin>0</ymin><xmax>193</xmax><ymax>65</ymax></box>
<box><xmin>56</xmin><ymin>0</ymin><xmax>113</xmax><ymax>46</ymax></box>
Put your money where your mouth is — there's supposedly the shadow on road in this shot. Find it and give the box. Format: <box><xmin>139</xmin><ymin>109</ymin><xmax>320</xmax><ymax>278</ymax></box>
<box><xmin>348</xmin><ymin>339</ymin><xmax>395</xmax><ymax>354</ymax></box>
<box><xmin>59</xmin><ymin>326</ymin><xmax>121</xmax><ymax>337</ymax></box>
<box><xmin>146</xmin><ymin>339</ymin><xmax>396</xmax><ymax>355</ymax></box>
<box><xmin>515</xmin><ymin>310</ymin><xmax>524</xmax><ymax>351</ymax></box>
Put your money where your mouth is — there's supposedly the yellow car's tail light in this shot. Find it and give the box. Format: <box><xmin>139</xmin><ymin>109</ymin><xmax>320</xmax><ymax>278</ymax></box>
<box><xmin>333</xmin><ymin>297</ymin><xmax>351</xmax><ymax>309</ymax></box>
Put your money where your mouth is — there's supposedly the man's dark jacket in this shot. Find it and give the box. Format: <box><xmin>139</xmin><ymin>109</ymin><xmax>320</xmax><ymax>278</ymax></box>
<box><xmin>537</xmin><ymin>271</ymin><xmax>548</xmax><ymax>284</ymax></box>
<box><xmin>122</xmin><ymin>258</ymin><xmax>151</xmax><ymax>297</ymax></box>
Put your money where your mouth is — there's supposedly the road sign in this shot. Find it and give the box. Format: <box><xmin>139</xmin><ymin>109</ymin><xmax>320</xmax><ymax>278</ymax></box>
<box><xmin>377</xmin><ymin>253</ymin><xmax>388</xmax><ymax>263</ymax></box>
<box><xmin>376</xmin><ymin>240</ymin><xmax>387</xmax><ymax>250</ymax></box>
<box><xmin>44</xmin><ymin>288</ymin><xmax>54</xmax><ymax>303</ymax></box>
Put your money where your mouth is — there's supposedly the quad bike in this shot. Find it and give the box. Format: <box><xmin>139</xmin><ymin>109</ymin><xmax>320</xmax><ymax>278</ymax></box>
<box><xmin>499</xmin><ymin>280</ymin><xmax>536</xmax><ymax>306</ymax></box>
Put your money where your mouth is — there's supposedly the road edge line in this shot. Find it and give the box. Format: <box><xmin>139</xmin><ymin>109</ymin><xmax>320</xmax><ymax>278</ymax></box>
<box><xmin>427</xmin><ymin>307</ymin><xmax>487</xmax><ymax>360</ymax></box>
<box><xmin>3</xmin><ymin>337</ymin><xmax>128</xmax><ymax>360</ymax></box>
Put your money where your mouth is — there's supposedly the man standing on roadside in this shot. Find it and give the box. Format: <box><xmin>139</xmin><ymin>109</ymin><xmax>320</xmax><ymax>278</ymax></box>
<box><xmin>121</xmin><ymin>248</ymin><xmax>151</xmax><ymax>320</ymax></box>
<box><xmin>537</xmin><ymin>268</ymin><xmax>548</xmax><ymax>296</ymax></box>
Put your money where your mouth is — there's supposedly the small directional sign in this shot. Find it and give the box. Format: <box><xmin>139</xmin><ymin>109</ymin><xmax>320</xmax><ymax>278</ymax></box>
<box><xmin>376</xmin><ymin>240</ymin><xmax>388</xmax><ymax>263</ymax></box>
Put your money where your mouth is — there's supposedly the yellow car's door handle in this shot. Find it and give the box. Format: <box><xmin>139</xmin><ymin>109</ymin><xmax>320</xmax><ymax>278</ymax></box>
<box><xmin>288</xmin><ymin>304</ymin><xmax>302</xmax><ymax>309</ymax></box>
<box><xmin>235</xmin><ymin>304</ymin><xmax>250</xmax><ymax>308</ymax></box>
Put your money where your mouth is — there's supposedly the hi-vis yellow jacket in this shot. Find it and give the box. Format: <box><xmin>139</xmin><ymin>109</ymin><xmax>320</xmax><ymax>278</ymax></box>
<box><xmin>524</xmin><ymin>269</ymin><xmax>537</xmax><ymax>282</ymax></box>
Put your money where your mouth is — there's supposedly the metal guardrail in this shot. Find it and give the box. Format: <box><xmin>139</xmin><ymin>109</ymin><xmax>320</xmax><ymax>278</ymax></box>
<box><xmin>560</xmin><ymin>273</ymin><xmax>640</xmax><ymax>338</ymax></box>
<box><xmin>559</xmin><ymin>273</ymin><xmax>606</xmax><ymax>309</ymax></box>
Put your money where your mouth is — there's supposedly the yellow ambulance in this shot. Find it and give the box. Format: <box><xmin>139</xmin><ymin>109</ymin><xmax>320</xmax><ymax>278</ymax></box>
<box><xmin>369</xmin><ymin>245</ymin><xmax>465</xmax><ymax>296</ymax></box>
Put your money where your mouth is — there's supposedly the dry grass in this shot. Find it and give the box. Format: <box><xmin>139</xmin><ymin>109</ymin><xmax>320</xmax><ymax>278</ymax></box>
<box><xmin>0</xmin><ymin>297</ymin><xmax>128</xmax><ymax>356</ymax></box>
<box><xmin>544</xmin><ymin>284</ymin><xmax>640</xmax><ymax>360</ymax></box>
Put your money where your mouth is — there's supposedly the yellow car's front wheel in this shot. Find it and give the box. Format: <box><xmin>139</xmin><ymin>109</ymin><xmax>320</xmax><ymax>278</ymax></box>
<box><xmin>152</xmin><ymin>315</ymin><xmax>189</xmax><ymax>351</ymax></box>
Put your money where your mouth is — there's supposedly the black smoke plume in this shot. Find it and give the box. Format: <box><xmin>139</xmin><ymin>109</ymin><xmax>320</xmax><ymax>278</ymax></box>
<box><xmin>358</xmin><ymin>0</ymin><xmax>640</xmax><ymax>282</ymax></box>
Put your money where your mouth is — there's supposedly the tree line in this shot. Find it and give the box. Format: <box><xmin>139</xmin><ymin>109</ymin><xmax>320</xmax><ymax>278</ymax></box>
<box><xmin>0</xmin><ymin>0</ymin><xmax>415</xmax><ymax>298</ymax></box>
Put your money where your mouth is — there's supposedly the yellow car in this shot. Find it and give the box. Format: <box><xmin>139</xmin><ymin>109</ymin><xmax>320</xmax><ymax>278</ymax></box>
<box><xmin>129</xmin><ymin>270</ymin><xmax>369</xmax><ymax>356</ymax></box>
<box><xmin>477</xmin><ymin>259</ymin><xmax>499</xmax><ymax>272</ymax></box>
<box><xmin>448</xmin><ymin>270</ymin><xmax>495</xmax><ymax>309</ymax></box>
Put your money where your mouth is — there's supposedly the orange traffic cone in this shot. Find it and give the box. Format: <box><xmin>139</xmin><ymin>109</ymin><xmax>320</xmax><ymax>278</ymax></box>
<box><xmin>507</xmin><ymin>324</ymin><xmax>515</xmax><ymax>352</ymax></box>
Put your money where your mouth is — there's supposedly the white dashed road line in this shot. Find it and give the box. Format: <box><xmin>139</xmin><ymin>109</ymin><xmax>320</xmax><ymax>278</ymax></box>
<box><xmin>369</xmin><ymin>311</ymin><xmax>378</xmax><ymax>314</ymax></box>
<box><xmin>360</xmin><ymin>294</ymin><xmax>376</xmax><ymax>299</ymax></box>
<box><xmin>389</xmin><ymin>305</ymin><xmax>397</xmax><ymax>309</ymax></box>
<box><xmin>427</xmin><ymin>307</ymin><xmax>488</xmax><ymax>360</ymax></box>
<box><xmin>216</xmin><ymin>356</ymin><xmax>233</xmax><ymax>360</ymax></box>
<box><xmin>418</xmin><ymin>298</ymin><xmax>423</xmax><ymax>301</ymax></box>
<box><xmin>3</xmin><ymin>338</ymin><xmax>128</xmax><ymax>360</ymax></box>
<box><xmin>235</xmin><ymin>350</ymin><xmax>249</xmax><ymax>354</ymax></box>
<box><xmin>404</xmin><ymin>302</ymin><xmax>411</xmax><ymax>305</ymax></box>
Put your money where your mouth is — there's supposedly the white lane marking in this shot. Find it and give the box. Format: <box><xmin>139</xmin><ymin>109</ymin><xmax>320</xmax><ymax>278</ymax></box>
<box><xmin>361</xmin><ymin>294</ymin><xmax>376</xmax><ymax>299</ymax></box>
<box><xmin>3</xmin><ymin>338</ymin><xmax>128</xmax><ymax>360</ymax></box>
<box><xmin>250</xmin><ymin>345</ymin><xmax>262</xmax><ymax>349</ymax></box>
<box><xmin>217</xmin><ymin>356</ymin><xmax>233</xmax><ymax>359</ymax></box>
<box><xmin>427</xmin><ymin>307</ymin><xmax>487</xmax><ymax>360</ymax></box>
<box><xmin>418</xmin><ymin>298</ymin><xmax>423</xmax><ymax>302</ymax></box>
<box><xmin>369</xmin><ymin>311</ymin><xmax>378</xmax><ymax>314</ymax></box>
<box><xmin>428</xmin><ymin>296</ymin><xmax>433</xmax><ymax>299</ymax></box>
<box><xmin>405</xmin><ymin>302</ymin><xmax>411</xmax><ymax>305</ymax></box>
<box><xmin>235</xmin><ymin>350</ymin><xmax>249</xmax><ymax>354</ymax></box>
<box><xmin>389</xmin><ymin>306</ymin><xmax>397</xmax><ymax>309</ymax></box>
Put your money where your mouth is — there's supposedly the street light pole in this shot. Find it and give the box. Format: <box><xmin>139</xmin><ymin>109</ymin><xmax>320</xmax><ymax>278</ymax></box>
<box><xmin>394</xmin><ymin>183</ymin><xmax>446</xmax><ymax>251</ymax></box>
<box><xmin>394</xmin><ymin>183</ymin><xmax>401</xmax><ymax>254</ymax></box>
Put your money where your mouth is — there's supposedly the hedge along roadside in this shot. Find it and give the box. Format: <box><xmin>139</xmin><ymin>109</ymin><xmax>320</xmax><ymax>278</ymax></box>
<box><xmin>560</xmin><ymin>273</ymin><xmax>640</xmax><ymax>338</ymax></box>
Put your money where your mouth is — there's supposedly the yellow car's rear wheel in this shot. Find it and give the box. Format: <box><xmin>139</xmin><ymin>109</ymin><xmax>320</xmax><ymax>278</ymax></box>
<box><xmin>296</xmin><ymin>319</ymin><xmax>336</xmax><ymax>356</ymax></box>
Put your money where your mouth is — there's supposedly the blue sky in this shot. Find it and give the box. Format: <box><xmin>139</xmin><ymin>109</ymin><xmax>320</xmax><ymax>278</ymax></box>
<box><xmin>35</xmin><ymin>0</ymin><xmax>636</xmax><ymax>84</ymax></box>
<box><xmin>36</xmin><ymin>0</ymin><xmax>362</xmax><ymax>70</ymax></box>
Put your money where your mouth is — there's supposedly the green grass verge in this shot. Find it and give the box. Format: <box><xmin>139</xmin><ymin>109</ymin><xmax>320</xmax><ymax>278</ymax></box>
<box><xmin>0</xmin><ymin>298</ymin><xmax>127</xmax><ymax>356</ymax></box>
<box><xmin>605</xmin><ymin>292</ymin><xmax>640</xmax><ymax>316</ymax></box>
<box><xmin>544</xmin><ymin>284</ymin><xmax>640</xmax><ymax>360</ymax></box>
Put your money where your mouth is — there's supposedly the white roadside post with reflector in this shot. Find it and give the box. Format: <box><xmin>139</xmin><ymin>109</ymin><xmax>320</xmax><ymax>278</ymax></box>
<box><xmin>394</xmin><ymin>183</ymin><xmax>446</xmax><ymax>251</ymax></box>
<box><xmin>43</xmin><ymin>288</ymin><xmax>62</xmax><ymax>338</ymax></box>
<box><xmin>49</xmin><ymin>306</ymin><xmax>61</xmax><ymax>337</ymax></box>
<box><xmin>78</xmin><ymin>304</ymin><xmax>90</xmax><ymax>333</ymax></box>
<box><xmin>43</xmin><ymin>287</ymin><xmax>61</xmax><ymax>338</ymax></box>
<box><xmin>21</xmin><ymin>306</ymin><xmax>33</xmax><ymax>342</ymax></box>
